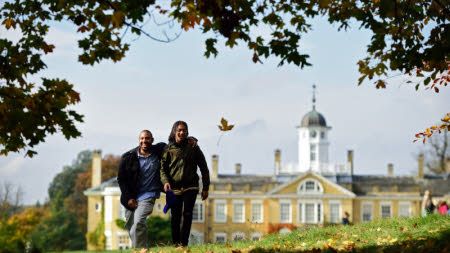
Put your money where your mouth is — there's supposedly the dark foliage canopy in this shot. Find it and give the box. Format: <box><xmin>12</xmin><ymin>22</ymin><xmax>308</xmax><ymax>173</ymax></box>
<box><xmin>1</xmin><ymin>0</ymin><xmax>448</xmax><ymax>156</ymax></box>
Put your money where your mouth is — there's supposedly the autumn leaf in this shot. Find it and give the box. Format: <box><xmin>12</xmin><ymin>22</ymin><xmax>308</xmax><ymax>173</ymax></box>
<box><xmin>111</xmin><ymin>11</ymin><xmax>125</xmax><ymax>27</ymax></box>
<box><xmin>77</xmin><ymin>25</ymin><xmax>90</xmax><ymax>33</ymax></box>
<box><xmin>375</xmin><ymin>80</ymin><xmax>386</xmax><ymax>89</ymax></box>
<box><xmin>3</xmin><ymin>18</ymin><xmax>15</xmax><ymax>29</ymax></box>
<box><xmin>42</xmin><ymin>43</ymin><xmax>55</xmax><ymax>54</ymax></box>
<box><xmin>218</xmin><ymin>117</ymin><xmax>234</xmax><ymax>131</ymax></box>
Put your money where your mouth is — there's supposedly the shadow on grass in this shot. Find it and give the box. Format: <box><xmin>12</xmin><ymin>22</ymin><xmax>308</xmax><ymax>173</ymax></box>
<box><xmin>247</xmin><ymin>227</ymin><xmax>450</xmax><ymax>253</ymax></box>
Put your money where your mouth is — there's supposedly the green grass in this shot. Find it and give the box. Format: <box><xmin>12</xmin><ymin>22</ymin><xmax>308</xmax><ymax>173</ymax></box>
<box><xmin>70</xmin><ymin>215</ymin><xmax>450</xmax><ymax>253</ymax></box>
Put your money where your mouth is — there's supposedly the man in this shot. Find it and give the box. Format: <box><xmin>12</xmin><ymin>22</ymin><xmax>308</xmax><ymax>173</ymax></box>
<box><xmin>160</xmin><ymin>121</ymin><xmax>210</xmax><ymax>247</ymax></box>
<box><xmin>117</xmin><ymin>130</ymin><xmax>165</xmax><ymax>248</ymax></box>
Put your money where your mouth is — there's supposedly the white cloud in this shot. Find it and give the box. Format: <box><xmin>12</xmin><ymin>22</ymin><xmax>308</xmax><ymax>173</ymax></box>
<box><xmin>0</xmin><ymin>156</ymin><xmax>25</xmax><ymax>176</ymax></box>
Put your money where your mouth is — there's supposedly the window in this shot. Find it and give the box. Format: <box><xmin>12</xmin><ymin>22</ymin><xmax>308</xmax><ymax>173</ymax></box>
<box><xmin>399</xmin><ymin>202</ymin><xmax>411</xmax><ymax>217</ymax></box>
<box><xmin>214</xmin><ymin>233</ymin><xmax>227</xmax><ymax>243</ymax></box>
<box><xmin>381</xmin><ymin>203</ymin><xmax>392</xmax><ymax>218</ymax></box>
<box><xmin>310</xmin><ymin>130</ymin><xmax>317</xmax><ymax>138</ymax></box>
<box><xmin>329</xmin><ymin>202</ymin><xmax>341</xmax><ymax>224</ymax></box>
<box><xmin>251</xmin><ymin>201</ymin><xmax>263</xmax><ymax>223</ymax></box>
<box><xmin>193</xmin><ymin>202</ymin><xmax>204</xmax><ymax>222</ymax></box>
<box><xmin>298</xmin><ymin>179</ymin><xmax>323</xmax><ymax>194</ymax></box>
<box><xmin>305</xmin><ymin>203</ymin><xmax>315</xmax><ymax>223</ymax></box>
<box><xmin>317</xmin><ymin>203</ymin><xmax>321</xmax><ymax>222</ymax></box>
<box><xmin>320</xmin><ymin>131</ymin><xmax>325</xmax><ymax>139</ymax></box>
<box><xmin>298</xmin><ymin>203</ymin><xmax>302</xmax><ymax>223</ymax></box>
<box><xmin>117</xmin><ymin>234</ymin><xmax>131</xmax><ymax>249</ymax></box>
<box><xmin>280</xmin><ymin>200</ymin><xmax>291</xmax><ymax>223</ymax></box>
<box><xmin>215</xmin><ymin>200</ymin><xmax>227</xmax><ymax>223</ymax></box>
<box><xmin>298</xmin><ymin>201</ymin><xmax>323</xmax><ymax>224</ymax></box>
<box><xmin>362</xmin><ymin>203</ymin><xmax>373</xmax><ymax>222</ymax></box>
<box><xmin>305</xmin><ymin>181</ymin><xmax>316</xmax><ymax>191</ymax></box>
<box><xmin>233</xmin><ymin>200</ymin><xmax>245</xmax><ymax>223</ymax></box>
<box><xmin>95</xmin><ymin>202</ymin><xmax>102</xmax><ymax>213</ymax></box>
<box><xmin>310</xmin><ymin>144</ymin><xmax>317</xmax><ymax>161</ymax></box>
<box><xmin>232</xmin><ymin>232</ymin><xmax>245</xmax><ymax>241</ymax></box>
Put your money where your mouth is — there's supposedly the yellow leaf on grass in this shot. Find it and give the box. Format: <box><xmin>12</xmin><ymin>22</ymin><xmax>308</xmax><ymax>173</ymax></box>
<box><xmin>389</xmin><ymin>238</ymin><xmax>398</xmax><ymax>243</ymax></box>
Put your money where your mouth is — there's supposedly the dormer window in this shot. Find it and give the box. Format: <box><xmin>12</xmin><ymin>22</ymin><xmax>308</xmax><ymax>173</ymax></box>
<box><xmin>298</xmin><ymin>179</ymin><xmax>323</xmax><ymax>194</ymax></box>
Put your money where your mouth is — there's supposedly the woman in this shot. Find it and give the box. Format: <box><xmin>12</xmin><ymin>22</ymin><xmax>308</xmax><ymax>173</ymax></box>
<box><xmin>421</xmin><ymin>190</ymin><xmax>435</xmax><ymax>216</ymax></box>
<box><xmin>160</xmin><ymin>121</ymin><xmax>210</xmax><ymax>247</ymax></box>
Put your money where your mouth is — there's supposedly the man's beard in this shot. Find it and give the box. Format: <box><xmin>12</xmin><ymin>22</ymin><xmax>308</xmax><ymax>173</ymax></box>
<box><xmin>140</xmin><ymin>143</ymin><xmax>151</xmax><ymax>152</ymax></box>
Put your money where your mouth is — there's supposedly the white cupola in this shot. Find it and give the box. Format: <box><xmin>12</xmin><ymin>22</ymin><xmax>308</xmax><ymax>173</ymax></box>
<box><xmin>297</xmin><ymin>85</ymin><xmax>331</xmax><ymax>173</ymax></box>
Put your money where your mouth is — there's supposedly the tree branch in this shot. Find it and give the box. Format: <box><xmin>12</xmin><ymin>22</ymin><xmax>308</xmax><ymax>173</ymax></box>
<box><xmin>433</xmin><ymin>0</ymin><xmax>450</xmax><ymax>19</ymax></box>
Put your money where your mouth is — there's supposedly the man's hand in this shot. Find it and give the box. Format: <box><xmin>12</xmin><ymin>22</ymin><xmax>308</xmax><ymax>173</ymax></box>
<box><xmin>201</xmin><ymin>190</ymin><xmax>208</xmax><ymax>200</ymax></box>
<box><xmin>128</xmin><ymin>199</ymin><xmax>138</xmax><ymax>209</ymax></box>
<box><xmin>187</xmin><ymin>136</ymin><xmax>198</xmax><ymax>147</ymax></box>
<box><xmin>164</xmin><ymin>183</ymin><xmax>171</xmax><ymax>192</ymax></box>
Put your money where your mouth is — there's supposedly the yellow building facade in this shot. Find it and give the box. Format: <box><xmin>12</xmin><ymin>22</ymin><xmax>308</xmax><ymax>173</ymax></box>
<box><xmin>85</xmin><ymin>151</ymin><xmax>449</xmax><ymax>250</ymax></box>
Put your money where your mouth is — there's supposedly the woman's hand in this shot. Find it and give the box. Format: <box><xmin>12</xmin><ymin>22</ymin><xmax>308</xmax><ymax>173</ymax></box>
<box><xmin>201</xmin><ymin>190</ymin><xmax>208</xmax><ymax>200</ymax></box>
<box><xmin>164</xmin><ymin>183</ymin><xmax>171</xmax><ymax>192</ymax></box>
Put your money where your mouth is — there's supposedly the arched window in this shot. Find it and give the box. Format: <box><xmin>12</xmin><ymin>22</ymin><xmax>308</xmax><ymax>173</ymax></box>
<box><xmin>298</xmin><ymin>179</ymin><xmax>323</xmax><ymax>194</ymax></box>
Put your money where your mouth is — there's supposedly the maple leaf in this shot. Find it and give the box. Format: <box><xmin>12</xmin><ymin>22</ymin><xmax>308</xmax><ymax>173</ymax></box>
<box><xmin>218</xmin><ymin>117</ymin><xmax>234</xmax><ymax>131</ymax></box>
<box><xmin>3</xmin><ymin>18</ymin><xmax>15</xmax><ymax>29</ymax></box>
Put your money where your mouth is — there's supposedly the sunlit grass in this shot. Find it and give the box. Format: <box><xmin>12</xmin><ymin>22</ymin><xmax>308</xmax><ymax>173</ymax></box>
<box><xmin>67</xmin><ymin>214</ymin><xmax>450</xmax><ymax>252</ymax></box>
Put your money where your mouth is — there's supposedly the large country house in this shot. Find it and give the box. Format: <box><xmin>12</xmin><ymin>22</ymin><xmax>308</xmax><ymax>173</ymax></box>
<box><xmin>84</xmin><ymin>95</ymin><xmax>450</xmax><ymax>250</ymax></box>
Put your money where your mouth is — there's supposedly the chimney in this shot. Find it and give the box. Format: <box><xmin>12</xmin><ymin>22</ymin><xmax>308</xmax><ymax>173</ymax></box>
<box><xmin>91</xmin><ymin>150</ymin><xmax>102</xmax><ymax>188</ymax></box>
<box><xmin>347</xmin><ymin>150</ymin><xmax>354</xmax><ymax>175</ymax></box>
<box><xmin>274</xmin><ymin>149</ymin><xmax>281</xmax><ymax>174</ymax></box>
<box><xmin>211</xmin><ymin>155</ymin><xmax>219</xmax><ymax>180</ymax></box>
<box><xmin>446</xmin><ymin>158</ymin><xmax>450</xmax><ymax>173</ymax></box>
<box><xmin>417</xmin><ymin>153</ymin><xmax>424</xmax><ymax>179</ymax></box>
<box><xmin>387</xmin><ymin>163</ymin><xmax>394</xmax><ymax>177</ymax></box>
<box><xmin>235</xmin><ymin>163</ymin><xmax>242</xmax><ymax>175</ymax></box>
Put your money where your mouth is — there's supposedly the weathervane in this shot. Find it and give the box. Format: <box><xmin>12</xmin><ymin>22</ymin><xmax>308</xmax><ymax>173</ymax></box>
<box><xmin>312</xmin><ymin>84</ymin><xmax>316</xmax><ymax>110</ymax></box>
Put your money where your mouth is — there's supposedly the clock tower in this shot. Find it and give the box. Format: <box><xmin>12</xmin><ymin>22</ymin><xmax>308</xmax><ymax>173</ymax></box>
<box><xmin>297</xmin><ymin>85</ymin><xmax>331</xmax><ymax>173</ymax></box>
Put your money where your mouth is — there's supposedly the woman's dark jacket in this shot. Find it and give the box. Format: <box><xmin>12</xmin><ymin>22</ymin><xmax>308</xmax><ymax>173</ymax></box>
<box><xmin>160</xmin><ymin>141</ymin><xmax>210</xmax><ymax>192</ymax></box>
<box><xmin>117</xmin><ymin>143</ymin><xmax>165</xmax><ymax>210</ymax></box>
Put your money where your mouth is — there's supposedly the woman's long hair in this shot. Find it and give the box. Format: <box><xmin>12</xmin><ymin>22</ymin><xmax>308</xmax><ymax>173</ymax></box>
<box><xmin>168</xmin><ymin>120</ymin><xmax>189</xmax><ymax>143</ymax></box>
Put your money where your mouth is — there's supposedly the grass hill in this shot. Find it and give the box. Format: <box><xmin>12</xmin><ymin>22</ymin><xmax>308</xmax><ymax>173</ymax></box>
<box><xmin>70</xmin><ymin>214</ymin><xmax>450</xmax><ymax>253</ymax></box>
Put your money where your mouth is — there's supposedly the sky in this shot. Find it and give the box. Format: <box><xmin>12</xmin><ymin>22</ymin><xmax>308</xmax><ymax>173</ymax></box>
<box><xmin>1</xmin><ymin>17</ymin><xmax>449</xmax><ymax>205</ymax></box>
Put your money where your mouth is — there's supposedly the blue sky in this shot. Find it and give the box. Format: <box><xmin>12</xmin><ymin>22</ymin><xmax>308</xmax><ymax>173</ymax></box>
<box><xmin>1</xmin><ymin>18</ymin><xmax>449</xmax><ymax>204</ymax></box>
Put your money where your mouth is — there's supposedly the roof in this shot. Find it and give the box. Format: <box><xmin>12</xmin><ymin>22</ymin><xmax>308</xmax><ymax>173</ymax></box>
<box><xmin>300</xmin><ymin>109</ymin><xmax>327</xmax><ymax>127</ymax></box>
<box><xmin>215</xmin><ymin>174</ymin><xmax>275</xmax><ymax>184</ymax></box>
<box><xmin>84</xmin><ymin>173</ymin><xmax>450</xmax><ymax>197</ymax></box>
<box><xmin>84</xmin><ymin>177</ymin><xmax>118</xmax><ymax>195</ymax></box>
<box><xmin>343</xmin><ymin>175</ymin><xmax>450</xmax><ymax>196</ymax></box>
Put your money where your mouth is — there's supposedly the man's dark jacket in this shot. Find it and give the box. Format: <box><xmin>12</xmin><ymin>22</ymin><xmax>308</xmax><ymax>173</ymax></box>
<box><xmin>117</xmin><ymin>143</ymin><xmax>166</xmax><ymax>211</ymax></box>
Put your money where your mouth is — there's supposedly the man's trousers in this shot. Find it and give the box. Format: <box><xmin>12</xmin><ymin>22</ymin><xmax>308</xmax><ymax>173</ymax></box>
<box><xmin>125</xmin><ymin>198</ymin><xmax>155</xmax><ymax>248</ymax></box>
